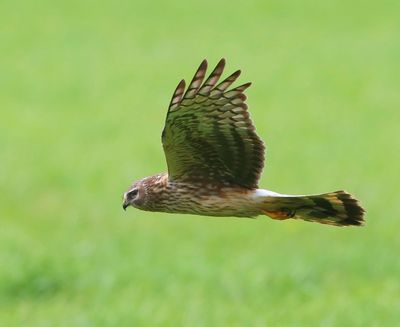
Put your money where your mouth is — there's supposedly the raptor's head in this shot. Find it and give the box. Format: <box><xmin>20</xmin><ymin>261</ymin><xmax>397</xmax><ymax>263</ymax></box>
<box><xmin>123</xmin><ymin>173</ymin><xmax>168</xmax><ymax>211</ymax></box>
<box><xmin>122</xmin><ymin>180</ymin><xmax>146</xmax><ymax>210</ymax></box>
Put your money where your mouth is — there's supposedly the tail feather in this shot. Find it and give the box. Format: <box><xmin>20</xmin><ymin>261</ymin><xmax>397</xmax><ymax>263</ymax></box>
<box><xmin>261</xmin><ymin>190</ymin><xmax>365</xmax><ymax>226</ymax></box>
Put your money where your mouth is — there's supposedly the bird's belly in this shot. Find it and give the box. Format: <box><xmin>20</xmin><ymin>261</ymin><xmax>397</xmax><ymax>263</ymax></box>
<box><xmin>150</xmin><ymin>188</ymin><xmax>260</xmax><ymax>218</ymax></box>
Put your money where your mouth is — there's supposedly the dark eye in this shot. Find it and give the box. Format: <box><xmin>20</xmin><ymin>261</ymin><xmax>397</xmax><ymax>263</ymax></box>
<box><xmin>128</xmin><ymin>189</ymin><xmax>138</xmax><ymax>198</ymax></box>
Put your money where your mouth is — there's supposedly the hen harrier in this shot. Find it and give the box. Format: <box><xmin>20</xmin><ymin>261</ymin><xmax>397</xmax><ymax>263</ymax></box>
<box><xmin>123</xmin><ymin>59</ymin><xmax>365</xmax><ymax>226</ymax></box>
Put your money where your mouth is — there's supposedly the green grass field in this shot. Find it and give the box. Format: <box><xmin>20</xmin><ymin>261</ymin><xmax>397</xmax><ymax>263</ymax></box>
<box><xmin>1</xmin><ymin>0</ymin><xmax>399</xmax><ymax>325</ymax></box>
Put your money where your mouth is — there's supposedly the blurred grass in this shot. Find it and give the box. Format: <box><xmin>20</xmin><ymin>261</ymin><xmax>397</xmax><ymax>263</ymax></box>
<box><xmin>1</xmin><ymin>0</ymin><xmax>400</xmax><ymax>325</ymax></box>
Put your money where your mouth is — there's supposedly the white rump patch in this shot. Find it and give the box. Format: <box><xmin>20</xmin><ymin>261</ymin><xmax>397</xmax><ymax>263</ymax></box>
<box><xmin>251</xmin><ymin>189</ymin><xmax>284</xmax><ymax>201</ymax></box>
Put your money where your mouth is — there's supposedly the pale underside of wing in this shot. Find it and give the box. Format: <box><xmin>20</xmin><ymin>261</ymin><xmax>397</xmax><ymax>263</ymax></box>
<box><xmin>162</xmin><ymin>59</ymin><xmax>265</xmax><ymax>189</ymax></box>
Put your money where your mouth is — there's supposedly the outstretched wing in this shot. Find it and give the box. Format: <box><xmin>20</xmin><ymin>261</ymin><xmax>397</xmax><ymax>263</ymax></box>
<box><xmin>162</xmin><ymin>59</ymin><xmax>265</xmax><ymax>189</ymax></box>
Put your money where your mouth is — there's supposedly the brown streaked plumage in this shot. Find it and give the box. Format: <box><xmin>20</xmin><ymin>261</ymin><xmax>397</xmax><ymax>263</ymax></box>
<box><xmin>123</xmin><ymin>59</ymin><xmax>365</xmax><ymax>226</ymax></box>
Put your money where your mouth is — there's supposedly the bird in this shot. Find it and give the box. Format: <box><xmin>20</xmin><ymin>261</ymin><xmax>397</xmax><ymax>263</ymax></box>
<box><xmin>122</xmin><ymin>59</ymin><xmax>365</xmax><ymax>226</ymax></box>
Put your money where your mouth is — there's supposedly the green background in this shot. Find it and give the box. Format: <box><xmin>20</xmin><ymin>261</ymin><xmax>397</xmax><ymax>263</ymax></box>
<box><xmin>1</xmin><ymin>0</ymin><xmax>399</xmax><ymax>325</ymax></box>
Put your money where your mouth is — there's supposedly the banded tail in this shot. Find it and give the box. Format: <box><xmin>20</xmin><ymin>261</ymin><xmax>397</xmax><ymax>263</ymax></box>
<box><xmin>261</xmin><ymin>190</ymin><xmax>365</xmax><ymax>226</ymax></box>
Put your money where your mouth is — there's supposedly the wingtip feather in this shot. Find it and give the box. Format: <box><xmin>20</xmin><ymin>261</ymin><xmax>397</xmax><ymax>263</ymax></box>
<box><xmin>169</xmin><ymin>79</ymin><xmax>186</xmax><ymax>110</ymax></box>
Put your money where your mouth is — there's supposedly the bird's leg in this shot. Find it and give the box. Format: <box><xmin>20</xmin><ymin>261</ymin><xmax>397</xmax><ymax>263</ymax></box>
<box><xmin>262</xmin><ymin>209</ymin><xmax>296</xmax><ymax>220</ymax></box>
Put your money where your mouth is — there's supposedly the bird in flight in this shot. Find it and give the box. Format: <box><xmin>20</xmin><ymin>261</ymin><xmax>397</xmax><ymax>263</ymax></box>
<box><xmin>123</xmin><ymin>59</ymin><xmax>365</xmax><ymax>226</ymax></box>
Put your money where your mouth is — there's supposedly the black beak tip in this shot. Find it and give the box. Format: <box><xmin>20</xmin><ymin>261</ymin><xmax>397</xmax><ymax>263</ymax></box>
<box><xmin>123</xmin><ymin>203</ymin><xmax>128</xmax><ymax>211</ymax></box>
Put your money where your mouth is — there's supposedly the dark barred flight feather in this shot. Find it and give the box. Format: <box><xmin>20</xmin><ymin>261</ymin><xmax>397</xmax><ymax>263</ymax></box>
<box><xmin>162</xmin><ymin>58</ymin><xmax>265</xmax><ymax>189</ymax></box>
<box><xmin>261</xmin><ymin>190</ymin><xmax>365</xmax><ymax>226</ymax></box>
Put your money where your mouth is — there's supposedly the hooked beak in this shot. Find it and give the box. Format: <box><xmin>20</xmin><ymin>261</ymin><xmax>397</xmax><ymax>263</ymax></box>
<box><xmin>122</xmin><ymin>199</ymin><xmax>129</xmax><ymax>211</ymax></box>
